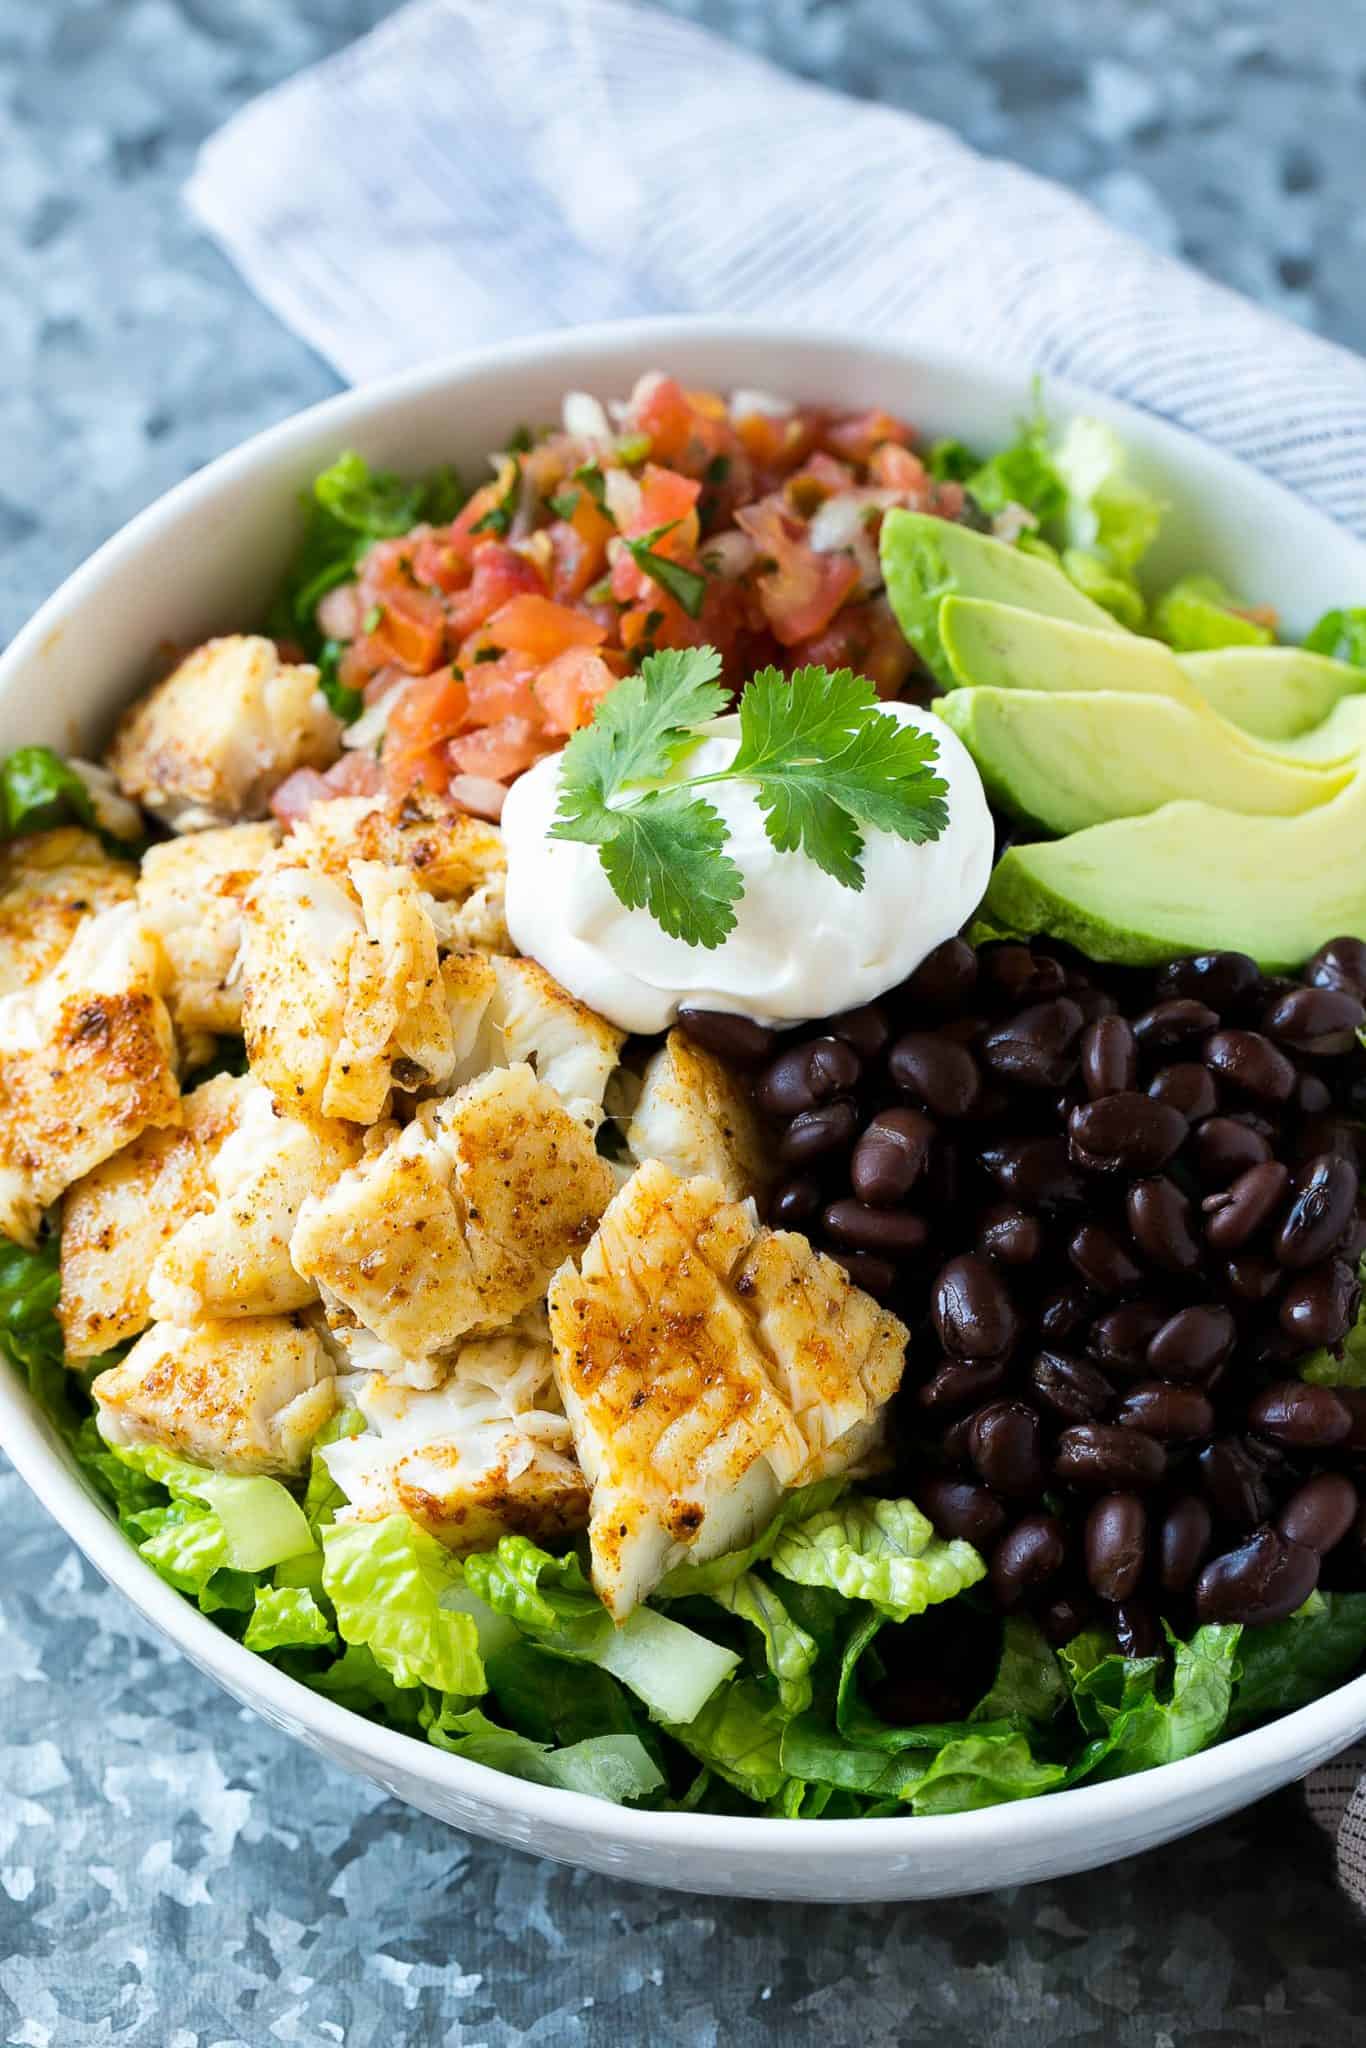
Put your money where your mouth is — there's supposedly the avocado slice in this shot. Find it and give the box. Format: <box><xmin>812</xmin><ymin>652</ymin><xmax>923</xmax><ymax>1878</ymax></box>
<box><xmin>939</xmin><ymin>594</ymin><xmax>1212</xmax><ymax>712</ymax></box>
<box><xmin>940</xmin><ymin>688</ymin><xmax>1349</xmax><ymax>835</ymax></box>
<box><xmin>979</xmin><ymin>699</ymin><xmax>1366</xmax><ymax>970</ymax></box>
<box><xmin>1180</xmin><ymin>646</ymin><xmax>1366</xmax><ymax>742</ymax></box>
<box><xmin>879</xmin><ymin>509</ymin><xmax>1114</xmax><ymax>685</ymax></box>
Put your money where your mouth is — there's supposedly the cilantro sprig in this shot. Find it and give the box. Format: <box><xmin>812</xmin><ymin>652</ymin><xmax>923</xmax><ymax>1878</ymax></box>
<box><xmin>549</xmin><ymin>647</ymin><xmax>950</xmax><ymax>949</ymax></box>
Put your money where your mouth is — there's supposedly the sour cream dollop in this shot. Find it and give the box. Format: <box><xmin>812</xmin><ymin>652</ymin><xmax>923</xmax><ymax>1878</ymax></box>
<box><xmin>501</xmin><ymin>701</ymin><xmax>994</xmax><ymax>1036</ymax></box>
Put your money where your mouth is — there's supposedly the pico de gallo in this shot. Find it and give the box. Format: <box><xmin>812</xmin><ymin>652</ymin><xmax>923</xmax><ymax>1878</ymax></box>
<box><xmin>267</xmin><ymin>372</ymin><xmax>970</xmax><ymax>825</ymax></box>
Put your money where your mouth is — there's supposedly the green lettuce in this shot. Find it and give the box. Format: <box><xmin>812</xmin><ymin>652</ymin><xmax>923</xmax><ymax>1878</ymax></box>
<box><xmin>665</xmin><ymin>1677</ymin><xmax>792</xmax><ymax>1805</ymax></box>
<box><xmin>1060</xmin><ymin>547</ymin><xmax>1145</xmax><ymax>629</ymax></box>
<box><xmin>1154</xmin><ymin>572</ymin><xmax>1274</xmax><ymax>652</ymax></box>
<box><xmin>965</xmin><ymin>410</ymin><xmax>1065</xmax><ymax>524</ymax></box>
<box><xmin>1229</xmin><ymin>1594</ymin><xmax>1366</xmax><ymax>1729</ymax></box>
<box><xmin>322</xmin><ymin>1514</ymin><xmax>484</xmax><ymax>1695</ymax></box>
<box><xmin>1064</xmin><ymin>1623</ymin><xmax>1241</xmax><ymax>1780</ymax></box>
<box><xmin>707</xmin><ymin>1572</ymin><xmax>819</xmax><ymax>1715</ymax></box>
<box><xmin>108</xmin><ymin>1439</ymin><xmax>316</xmax><ymax>1602</ymax></box>
<box><xmin>1052</xmin><ymin>416</ymin><xmax>1162</xmax><ymax>573</ymax></box>
<box><xmin>244</xmin><ymin>1584</ymin><xmax>337</xmax><ymax>1655</ymax></box>
<box><xmin>1</xmin><ymin>746</ymin><xmax>96</xmax><ymax>839</ymax></box>
<box><xmin>972</xmin><ymin>1615</ymin><xmax>1068</xmax><ymax>1727</ymax></box>
<box><xmin>485</xmin><ymin>1639</ymin><xmax>638</xmax><ymax>1747</ymax></box>
<box><xmin>0</xmin><ymin>1235</ymin><xmax>67</xmax><ymax>1418</ymax></box>
<box><xmin>1301</xmin><ymin>1261</ymin><xmax>1366</xmax><ymax>1385</ymax></box>
<box><xmin>420</xmin><ymin>1701</ymin><xmax>663</xmax><ymax>1804</ymax></box>
<box><xmin>654</xmin><ymin>1478</ymin><xmax>847</xmax><ymax>1597</ymax></box>
<box><xmin>768</xmin><ymin>1496</ymin><xmax>986</xmax><ymax>1623</ymax></box>
<box><xmin>1304</xmin><ymin>608</ymin><xmax>1366</xmax><ymax>668</ymax></box>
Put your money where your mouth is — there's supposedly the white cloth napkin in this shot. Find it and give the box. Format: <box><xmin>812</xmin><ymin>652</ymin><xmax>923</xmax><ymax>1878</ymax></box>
<box><xmin>188</xmin><ymin>0</ymin><xmax>1366</xmax><ymax>1894</ymax></box>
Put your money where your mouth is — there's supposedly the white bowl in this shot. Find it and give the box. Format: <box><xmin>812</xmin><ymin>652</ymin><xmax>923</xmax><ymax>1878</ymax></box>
<box><xmin>4</xmin><ymin>319</ymin><xmax>1366</xmax><ymax>1902</ymax></box>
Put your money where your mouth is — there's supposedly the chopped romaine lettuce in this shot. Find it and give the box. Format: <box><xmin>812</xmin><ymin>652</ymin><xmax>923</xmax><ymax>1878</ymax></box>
<box><xmin>1063</xmin><ymin>1624</ymin><xmax>1241</xmax><ymax>1781</ymax></box>
<box><xmin>768</xmin><ymin>1495</ymin><xmax>986</xmax><ymax>1623</ymax></box>
<box><xmin>244</xmin><ymin>1584</ymin><xmax>337</xmax><ymax>1654</ymax></box>
<box><xmin>707</xmin><ymin>1573</ymin><xmax>819</xmax><ymax>1716</ymax></box>
<box><xmin>1304</xmin><ymin>607</ymin><xmax>1366</xmax><ymax>669</ymax></box>
<box><xmin>906</xmin><ymin>1732</ymin><xmax>1068</xmax><ymax>1815</ymax></box>
<box><xmin>965</xmin><ymin>410</ymin><xmax>1065</xmax><ymax>525</ymax></box>
<box><xmin>1060</xmin><ymin>547</ymin><xmax>1146</xmax><ymax>629</ymax></box>
<box><xmin>1154</xmin><ymin>572</ymin><xmax>1274</xmax><ymax>652</ymax></box>
<box><xmin>665</xmin><ymin>1676</ymin><xmax>792</xmax><ymax>1805</ymax></box>
<box><xmin>1052</xmin><ymin>416</ymin><xmax>1162</xmax><ymax>572</ymax></box>
<box><xmin>321</xmin><ymin>1514</ymin><xmax>484</xmax><ymax>1695</ymax></box>
<box><xmin>1229</xmin><ymin>1594</ymin><xmax>1366</xmax><ymax>1730</ymax></box>
<box><xmin>1</xmin><ymin>745</ymin><xmax>96</xmax><ymax>839</ymax></box>
<box><xmin>420</xmin><ymin>1700</ymin><xmax>663</xmax><ymax>1804</ymax></box>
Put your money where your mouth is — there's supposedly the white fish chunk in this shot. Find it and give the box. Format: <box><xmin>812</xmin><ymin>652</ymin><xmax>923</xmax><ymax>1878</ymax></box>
<box><xmin>0</xmin><ymin>903</ymin><xmax>180</xmax><ymax>1246</ymax></box>
<box><xmin>626</xmin><ymin>1030</ymin><xmax>770</xmax><ymax>1201</ymax></box>
<box><xmin>59</xmin><ymin>1071</ymin><xmax>248</xmax><ymax>1359</ymax></box>
<box><xmin>548</xmin><ymin>1161</ymin><xmax>908</xmax><ymax>1617</ymax></box>
<box><xmin>148</xmin><ymin>1081</ymin><xmax>362</xmax><ymax>1322</ymax></box>
<box><xmin>290</xmin><ymin>787</ymin><xmax>512</xmax><ymax>952</ymax></box>
<box><xmin>0</xmin><ymin>828</ymin><xmax>136</xmax><ymax>998</ymax></box>
<box><xmin>136</xmin><ymin>822</ymin><xmax>279</xmax><ymax>1035</ymax></box>
<box><xmin>291</xmin><ymin>1063</ymin><xmax>613</xmax><ymax>1361</ymax></box>
<box><xmin>93</xmin><ymin>1313</ymin><xmax>336</xmax><ymax>1476</ymax></box>
<box><xmin>323</xmin><ymin>1329</ymin><xmax>588</xmax><ymax>1552</ymax></box>
<box><xmin>449</xmin><ymin>954</ymin><xmax>625</xmax><ymax>1127</ymax></box>
<box><xmin>106</xmin><ymin>635</ymin><xmax>341</xmax><ymax>830</ymax></box>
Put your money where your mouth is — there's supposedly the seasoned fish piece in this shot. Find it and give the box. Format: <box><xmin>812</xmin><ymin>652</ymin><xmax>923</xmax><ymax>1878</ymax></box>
<box><xmin>136</xmin><ymin>822</ymin><xmax>278</xmax><ymax>1035</ymax></box>
<box><xmin>626</xmin><ymin>1030</ymin><xmax>770</xmax><ymax>1201</ymax></box>
<box><xmin>0</xmin><ymin>903</ymin><xmax>180</xmax><ymax>1246</ymax></box>
<box><xmin>0</xmin><ymin>828</ymin><xmax>136</xmax><ymax>998</ymax></box>
<box><xmin>322</xmin><ymin>1330</ymin><xmax>588</xmax><ymax>1551</ymax></box>
<box><xmin>293</xmin><ymin>787</ymin><xmax>508</xmax><ymax>911</ymax></box>
<box><xmin>449</xmin><ymin>955</ymin><xmax>624</xmax><ymax>1127</ymax></box>
<box><xmin>149</xmin><ymin>1082</ymin><xmax>362</xmax><ymax>1323</ymax></box>
<box><xmin>548</xmin><ymin>1162</ymin><xmax>908</xmax><ymax>1617</ymax></box>
<box><xmin>291</xmin><ymin>1063</ymin><xmax>613</xmax><ymax>1361</ymax></box>
<box><xmin>240</xmin><ymin>855</ymin><xmax>453</xmax><ymax>1122</ymax></box>
<box><xmin>59</xmin><ymin>1071</ymin><xmax>248</xmax><ymax>1359</ymax></box>
<box><xmin>106</xmin><ymin>635</ymin><xmax>341</xmax><ymax>830</ymax></box>
<box><xmin>93</xmin><ymin>1314</ymin><xmax>335</xmax><ymax>1476</ymax></box>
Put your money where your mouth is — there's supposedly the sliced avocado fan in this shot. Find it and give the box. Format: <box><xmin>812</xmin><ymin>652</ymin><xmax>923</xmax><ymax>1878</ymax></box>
<box><xmin>979</xmin><ymin>700</ymin><xmax>1366</xmax><ymax>970</ymax></box>
<box><xmin>1180</xmin><ymin>646</ymin><xmax>1366</xmax><ymax>742</ymax></box>
<box><xmin>939</xmin><ymin>688</ymin><xmax>1349</xmax><ymax>835</ymax></box>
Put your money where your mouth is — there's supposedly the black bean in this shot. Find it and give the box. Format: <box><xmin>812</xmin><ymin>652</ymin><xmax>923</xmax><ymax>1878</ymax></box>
<box><xmin>1159</xmin><ymin>1495</ymin><xmax>1213</xmax><ymax>1593</ymax></box>
<box><xmin>1274</xmin><ymin>1154</ymin><xmax>1358</xmax><ymax>1269</ymax></box>
<box><xmin>916</xmin><ymin>1357</ymin><xmax>1008</xmax><ymax>1412</ymax></box>
<box><xmin>1029</xmin><ymin>1349</ymin><xmax>1116</xmax><ymax>1423</ymax></box>
<box><xmin>1263</xmin><ymin>985</ymin><xmax>1366</xmax><ymax>1056</ymax></box>
<box><xmin>1115</xmin><ymin>1381</ymin><xmax>1216</xmax><ymax>1440</ymax></box>
<box><xmin>827</xmin><ymin>1003</ymin><xmax>890</xmax><ymax>1060</ymax></box>
<box><xmin>768</xmin><ymin>1175</ymin><xmax>820</xmax><ymax>1228</ymax></box>
<box><xmin>980</xmin><ymin>998</ymin><xmax>1084</xmax><ymax>1090</ymax></box>
<box><xmin>823</xmin><ymin>1199</ymin><xmax>929</xmax><ymax>1256</ymax></box>
<box><xmin>779</xmin><ymin>1097</ymin><xmax>861</xmax><ymax>1164</ymax></box>
<box><xmin>977</xmin><ymin>1203</ymin><xmax>1045</xmax><ymax>1267</ymax></box>
<box><xmin>888</xmin><ymin>1032</ymin><xmax>982</xmax><ymax>1119</ymax></box>
<box><xmin>1146</xmin><ymin>1304</ymin><xmax>1236</xmax><ymax>1382</ymax></box>
<box><xmin>1192</xmin><ymin>1114</ymin><xmax>1273</xmax><ymax>1185</ymax></box>
<box><xmin>1295</xmin><ymin>1072</ymin><xmax>1334</xmax><ymax>1116</ymax></box>
<box><xmin>1149</xmin><ymin>1062</ymin><xmax>1218</xmax><ymax>1120</ymax></box>
<box><xmin>1114</xmin><ymin>1600</ymin><xmax>1163</xmax><ymax>1661</ymax></box>
<box><xmin>1073</xmin><ymin>987</ymin><xmax>1120</xmax><ymax>1028</ymax></box>
<box><xmin>1039</xmin><ymin>1282</ymin><xmax>1097</xmax><ymax>1343</ymax></box>
<box><xmin>757</xmin><ymin>1036</ymin><xmax>861</xmax><ymax>1115</ymax></box>
<box><xmin>1132</xmin><ymin>998</ymin><xmax>1221</xmax><ymax>1050</ymax></box>
<box><xmin>676</xmin><ymin>1006</ymin><xmax>776</xmax><ymax>1064</ymax></box>
<box><xmin>1201</xmin><ymin>1160</ymin><xmax>1290</xmax><ymax>1251</ymax></box>
<box><xmin>1084</xmin><ymin>1493</ymin><xmax>1147</xmax><ymax>1602</ymax></box>
<box><xmin>850</xmin><ymin>1107</ymin><xmax>935</xmax><ymax>1205</ymax></box>
<box><xmin>1221</xmin><ymin>1254</ymin><xmax>1284</xmax><ymax>1305</ymax></box>
<box><xmin>1194</xmin><ymin>1527</ymin><xmax>1320</xmax><ymax>1627</ymax></box>
<box><xmin>1127</xmin><ymin>1176</ymin><xmax>1202</xmax><ymax>1274</ymax></box>
<box><xmin>1054</xmin><ymin>1423</ymin><xmax>1167</xmax><ymax>1490</ymax></box>
<box><xmin>1156</xmin><ymin>951</ymin><xmax>1261</xmax><ymax>1009</ymax></box>
<box><xmin>980</xmin><ymin>1136</ymin><xmax>1084</xmax><ymax>1206</ymax></box>
<box><xmin>828</xmin><ymin>1249</ymin><xmax>898</xmax><ymax>1301</ymax></box>
<box><xmin>1248</xmin><ymin>1380</ymin><xmax>1353</xmax><ymax>1448</ymax></box>
<box><xmin>904</xmin><ymin>936</ymin><xmax>978</xmax><ymax>1011</ymax></box>
<box><xmin>1068</xmin><ymin>1094</ymin><xmax>1188</xmax><ymax>1174</ymax></box>
<box><xmin>917</xmin><ymin>1475</ymin><xmax>1009</xmax><ymax>1548</ymax></box>
<box><xmin>1278</xmin><ymin>1473</ymin><xmax>1359</xmax><ymax>1554</ymax></box>
<box><xmin>933</xmin><ymin>1253</ymin><xmax>1021</xmax><ymax>1360</ymax></box>
<box><xmin>991</xmin><ymin>1515</ymin><xmax>1067</xmax><ymax>1607</ymax></box>
<box><xmin>1306</xmin><ymin>937</ymin><xmax>1366</xmax><ymax>999</ymax></box>
<box><xmin>980</xmin><ymin>943</ymin><xmax>1067</xmax><ymax>1007</ymax></box>
<box><xmin>967</xmin><ymin>1400</ymin><xmax>1045</xmax><ymax>1497</ymax></box>
<box><xmin>1080</xmin><ymin>1015</ymin><xmax>1137</xmax><ymax>1099</ymax></box>
<box><xmin>1202</xmin><ymin>1028</ymin><xmax>1297</xmax><ymax>1105</ymax></box>
<box><xmin>1198</xmin><ymin>1437</ymin><xmax>1283</xmax><ymax>1529</ymax></box>
<box><xmin>1296</xmin><ymin>1114</ymin><xmax>1366</xmax><ymax>1174</ymax></box>
<box><xmin>1279</xmin><ymin>1257</ymin><xmax>1361</xmax><ymax>1349</ymax></box>
<box><xmin>1039</xmin><ymin>1592</ymin><xmax>1095</xmax><ymax>1646</ymax></box>
<box><xmin>1068</xmin><ymin>1222</ymin><xmax>1144</xmax><ymax>1297</ymax></box>
<box><xmin>1088</xmin><ymin>1301</ymin><xmax>1169</xmax><ymax>1374</ymax></box>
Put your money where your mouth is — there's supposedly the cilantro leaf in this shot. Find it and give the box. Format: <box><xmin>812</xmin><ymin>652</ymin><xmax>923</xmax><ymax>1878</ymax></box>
<box><xmin>727</xmin><ymin>666</ymin><xmax>949</xmax><ymax>883</ymax></box>
<box><xmin>553</xmin><ymin>646</ymin><xmax>727</xmax><ymax>819</ymax></box>
<box><xmin>623</xmin><ymin>522</ymin><xmax>709</xmax><ymax>619</ymax></box>
<box><xmin>597</xmin><ymin>788</ymin><xmax>743</xmax><ymax>949</ymax></box>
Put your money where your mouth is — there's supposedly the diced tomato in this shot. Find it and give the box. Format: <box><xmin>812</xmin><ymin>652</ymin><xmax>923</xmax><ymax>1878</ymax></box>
<box><xmin>735</xmin><ymin>497</ymin><xmax>861</xmax><ymax>647</ymax></box>
<box><xmin>547</xmin><ymin>490</ymin><xmax>615</xmax><ymax>602</ymax></box>
<box><xmin>824</xmin><ymin>409</ymin><xmax>914</xmax><ymax>465</ymax></box>
<box><xmin>447</xmin><ymin>541</ymin><xmax>546</xmax><ymax>639</ymax></box>
<box><xmin>270</xmin><ymin>750</ymin><xmax>382</xmax><ymax>828</ymax></box>
<box><xmin>373</xmin><ymin>583</ymin><xmax>446</xmax><ymax>671</ymax></box>
<box><xmin>732</xmin><ymin>407</ymin><xmax>824</xmax><ymax>483</ymax></box>
<box><xmin>486</xmin><ymin>593</ymin><xmax>607</xmax><ymax>663</ymax></box>
<box><xmin>611</xmin><ymin>465</ymin><xmax>703</xmax><ymax>605</ymax></box>
<box><xmin>381</xmin><ymin>668</ymin><xmax>471</xmax><ymax>797</ymax></box>
<box><xmin>626</xmin><ymin>375</ymin><xmax>734</xmax><ymax>476</ymax></box>
<box><xmin>464</xmin><ymin>651</ymin><xmax>541</xmax><ymax>727</ymax></box>
<box><xmin>535</xmin><ymin>649</ymin><xmax>619</xmax><ymax>735</ymax></box>
<box><xmin>316</xmin><ymin>583</ymin><xmax>362</xmax><ymax>640</ymax></box>
<box><xmin>867</xmin><ymin>442</ymin><xmax>932</xmax><ymax>498</ymax></box>
<box><xmin>410</xmin><ymin>528</ymin><xmax>474</xmax><ymax>595</ymax></box>
<box><xmin>785</xmin><ymin>451</ymin><xmax>857</xmax><ymax>515</ymax></box>
<box><xmin>785</xmin><ymin>595</ymin><xmax>917</xmax><ymax>699</ymax></box>
<box><xmin>448</xmin><ymin>717</ymin><xmax>546</xmax><ymax>782</ymax></box>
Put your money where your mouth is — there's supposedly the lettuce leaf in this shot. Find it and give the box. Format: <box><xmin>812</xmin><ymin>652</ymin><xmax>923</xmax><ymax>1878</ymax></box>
<box><xmin>654</xmin><ymin>1477</ymin><xmax>847</xmax><ymax>1597</ymax></box>
<box><xmin>972</xmin><ymin>1616</ymin><xmax>1068</xmax><ymax>1726</ymax></box>
<box><xmin>1</xmin><ymin>746</ymin><xmax>96</xmax><ymax>839</ymax></box>
<box><xmin>1154</xmin><ymin>573</ymin><xmax>1273</xmax><ymax>652</ymax></box>
<box><xmin>485</xmin><ymin>1638</ymin><xmax>639</xmax><ymax>1747</ymax></box>
<box><xmin>1304</xmin><ymin>608</ymin><xmax>1366</xmax><ymax>669</ymax></box>
<box><xmin>1228</xmin><ymin>1593</ymin><xmax>1366</xmax><ymax>1730</ymax></box>
<box><xmin>768</xmin><ymin>1496</ymin><xmax>986</xmax><ymax>1623</ymax></box>
<box><xmin>905</xmin><ymin>1732</ymin><xmax>1067</xmax><ymax>1814</ymax></box>
<box><xmin>664</xmin><ymin>1677</ymin><xmax>791</xmax><ymax>1805</ymax></box>
<box><xmin>1060</xmin><ymin>547</ymin><xmax>1145</xmax><ymax>630</ymax></box>
<box><xmin>1052</xmin><ymin>417</ymin><xmax>1162</xmax><ymax>573</ymax></box>
<box><xmin>1301</xmin><ymin>1261</ymin><xmax>1366</xmax><ymax>1385</ymax></box>
<box><xmin>106</xmin><ymin>1439</ymin><xmax>316</xmax><ymax>1606</ymax></box>
<box><xmin>463</xmin><ymin>1534</ymin><xmax>739</xmax><ymax>1723</ymax></box>
<box><xmin>321</xmin><ymin>1514</ymin><xmax>484</xmax><ymax>1695</ymax></box>
<box><xmin>244</xmin><ymin>1584</ymin><xmax>336</xmax><ymax>1654</ymax></box>
<box><xmin>1065</xmin><ymin>1623</ymin><xmax>1241</xmax><ymax>1781</ymax></box>
<box><xmin>706</xmin><ymin>1572</ymin><xmax>819</xmax><ymax>1715</ymax></box>
<box><xmin>421</xmin><ymin>1701</ymin><xmax>663</xmax><ymax>1804</ymax></box>
<box><xmin>965</xmin><ymin>412</ymin><xmax>1065</xmax><ymax>524</ymax></box>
